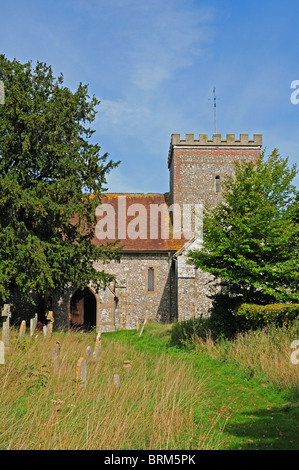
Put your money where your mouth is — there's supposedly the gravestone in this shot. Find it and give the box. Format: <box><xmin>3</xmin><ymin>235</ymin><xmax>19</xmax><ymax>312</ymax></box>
<box><xmin>46</xmin><ymin>311</ymin><xmax>54</xmax><ymax>323</ymax></box>
<box><xmin>1</xmin><ymin>304</ymin><xmax>11</xmax><ymax>318</ymax></box>
<box><xmin>86</xmin><ymin>346</ymin><xmax>92</xmax><ymax>359</ymax></box>
<box><xmin>30</xmin><ymin>315</ymin><xmax>38</xmax><ymax>337</ymax></box>
<box><xmin>76</xmin><ymin>357</ymin><xmax>87</xmax><ymax>387</ymax></box>
<box><xmin>51</xmin><ymin>341</ymin><xmax>61</xmax><ymax>360</ymax></box>
<box><xmin>123</xmin><ymin>360</ymin><xmax>131</xmax><ymax>371</ymax></box>
<box><xmin>2</xmin><ymin>321</ymin><xmax>9</xmax><ymax>348</ymax></box>
<box><xmin>92</xmin><ymin>331</ymin><xmax>102</xmax><ymax>361</ymax></box>
<box><xmin>46</xmin><ymin>311</ymin><xmax>54</xmax><ymax>334</ymax></box>
<box><xmin>0</xmin><ymin>341</ymin><xmax>5</xmax><ymax>364</ymax></box>
<box><xmin>47</xmin><ymin>323</ymin><xmax>53</xmax><ymax>335</ymax></box>
<box><xmin>19</xmin><ymin>320</ymin><xmax>26</xmax><ymax>340</ymax></box>
<box><xmin>113</xmin><ymin>374</ymin><xmax>120</xmax><ymax>387</ymax></box>
<box><xmin>43</xmin><ymin>325</ymin><xmax>48</xmax><ymax>336</ymax></box>
<box><xmin>1</xmin><ymin>304</ymin><xmax>11</xmax><ymax>348</ymax></box>
<box><xmin>51</xmin><ymin>342</ymin><xmax>61</xmax><ymax>374</ymax></box>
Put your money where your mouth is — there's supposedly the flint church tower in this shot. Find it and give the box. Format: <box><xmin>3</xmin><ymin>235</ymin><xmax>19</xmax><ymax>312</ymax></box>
<box><xmin>168</xmin><ymin>132</ymin><xmax>262</xmax><ymax>211</ymax></box>
<box><xmin>168</xmin><ymin>132</ymin><xmax>263</xmax><ymax>321</ymax></box>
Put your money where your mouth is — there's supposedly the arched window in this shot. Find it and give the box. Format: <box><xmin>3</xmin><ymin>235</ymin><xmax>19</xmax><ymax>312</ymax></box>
<box><xmin>215</xmin><ymin>176</ymin><xmax>220</xmax><ymax>193</ymax></box>
<box><xmin>147</xmin><ymin>267</ymin><xmax>155</xmax><ymax>292</ymax></box>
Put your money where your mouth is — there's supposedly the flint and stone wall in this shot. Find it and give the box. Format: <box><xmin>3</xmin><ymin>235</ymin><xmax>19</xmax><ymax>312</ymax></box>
<box><xmin>52</xmin><ymin>252</ymin><xmax>176</xmax><ymax>332</ymax></box>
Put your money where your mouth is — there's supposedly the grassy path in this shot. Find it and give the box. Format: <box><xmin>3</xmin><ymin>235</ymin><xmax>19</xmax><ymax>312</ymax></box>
<box><xmin>105</xmin><ymin>323</ymin><xmax>299</xmax><ymax>450</ymax></box>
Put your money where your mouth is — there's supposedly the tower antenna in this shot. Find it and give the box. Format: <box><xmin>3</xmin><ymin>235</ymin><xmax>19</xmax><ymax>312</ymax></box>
<box><xmin>208</xmin><ymin>87</ymin><xmax>221</xmax><ymax>134</ymax></box>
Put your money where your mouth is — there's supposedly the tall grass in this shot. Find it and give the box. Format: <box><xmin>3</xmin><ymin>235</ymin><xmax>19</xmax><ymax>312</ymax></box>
<box><xmin>0</xmin><ymin>327</ymin><xmax>225</xmax><ymax>450</ymax></box>
<box><xmin>194</xmin><ymin>321</ymin><xmax>299</xmax><ymax>393</ymax></box>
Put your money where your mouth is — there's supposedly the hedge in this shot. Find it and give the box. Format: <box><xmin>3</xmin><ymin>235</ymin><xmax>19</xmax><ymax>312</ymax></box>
<box><xmin>236</xmin><ymin>303</ymin><xmax>299</xmax><ymax>328</ymax></box>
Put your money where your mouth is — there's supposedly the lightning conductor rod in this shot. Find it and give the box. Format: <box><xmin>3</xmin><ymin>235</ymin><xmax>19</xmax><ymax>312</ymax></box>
<box><xmin>208</xmin><ymin>87</ymin><xmax>220</xmax><ymax>134</ymax></box>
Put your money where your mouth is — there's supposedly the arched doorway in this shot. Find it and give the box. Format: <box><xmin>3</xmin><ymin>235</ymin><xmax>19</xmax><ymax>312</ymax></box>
<box><xmin>70</xmin><ymin>288</ymin><xmax>96</xmax><ymax>331</ymax></box>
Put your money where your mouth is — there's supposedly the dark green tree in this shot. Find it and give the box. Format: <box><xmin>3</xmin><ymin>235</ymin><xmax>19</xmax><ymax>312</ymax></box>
<box><xmin>189</xmin><ymin>149</ymin><xmax>299</xmax><ymax>304</ymax></box>
<box><xmin>0</xmin><ymin>55</ymin><xmax>121</xmax><ymax>303</ymax></box>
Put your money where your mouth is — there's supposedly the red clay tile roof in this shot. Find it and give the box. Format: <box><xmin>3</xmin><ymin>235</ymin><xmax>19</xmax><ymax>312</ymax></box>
<box><xmin>92</xmin><ymin>193</ymin><xmax>187</xmax><ymax>252</ymax></box>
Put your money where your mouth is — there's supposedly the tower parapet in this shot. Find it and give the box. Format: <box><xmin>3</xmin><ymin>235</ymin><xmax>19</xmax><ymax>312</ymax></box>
<box><xmin>168</xmin><ymin>133</ymin><xmax>262</xmax><ymax>167</ymax></box>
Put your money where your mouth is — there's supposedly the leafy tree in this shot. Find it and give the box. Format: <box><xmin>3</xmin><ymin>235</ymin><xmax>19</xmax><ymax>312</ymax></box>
<box><xmin>189</xmin><ymin>149</ymin><xmax>299</xmax><ymax>304</ymax></box>
<box><xmin>0</xmin><ymin>55</ymin><xmax>121</xmax><ymax>304</ymax></box>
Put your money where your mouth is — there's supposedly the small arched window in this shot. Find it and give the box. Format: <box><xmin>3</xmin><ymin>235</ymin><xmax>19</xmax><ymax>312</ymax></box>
<box><xmin>215</xmin><ymin>176</ymin><xmax>220</xmax><ymax>193</ymax></box>
<box><xmin>147</xmin><ymin>267</ymin><xmax>154</xmax><ymax>292</ymax></box>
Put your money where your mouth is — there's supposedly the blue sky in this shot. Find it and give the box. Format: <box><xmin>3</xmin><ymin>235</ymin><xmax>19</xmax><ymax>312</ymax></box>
<box><xmin>1</xmin><ymin>0</ymin><xmax>299</xmax><ymax>191</ymax></box>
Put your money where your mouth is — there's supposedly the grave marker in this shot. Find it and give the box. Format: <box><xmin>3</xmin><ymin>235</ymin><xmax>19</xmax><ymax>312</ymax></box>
<box><xmin>46</xmin><ymin>311</ymin><xmax>54</xmax><ymax>334</ymax></box>
<box><xmin>76</xmin><ymin>357</ymin><xmax>87</xmax><ymax>387</ymax></box>
<box><xmin>86</xmin><ymin>346</ymin><xmax>92</xmax><ymax>359</ymax></box>
<box><xmin>51</xmin><ymin>341</ymin><xmax>61</xmax><ymax>361</ymax></box>
<box><xmin>123</xmin><ymin>360</ymin><xmax>131</xmax><ymax>371</ymax></box>
<box><xmin>2</xmin><ymin>321</ymin><xmax>9</xmax><ymax>348</ymax></box>
<box><xmin>46</xmin><ymin>311</ymin><xmax>54</xmax><ymax>323</ymax></box>
<box><xmin>113</xmin><ymin>374</ymin><xmax>120</xmax><ymax>387</ymax></box>
<box><xmin>51</xmin><ymin>342</ymin><xmax>61</xmax><ymax>374</ymax></box>
<box><xmin>1</xmin><ymin>304</ymin><xmax>11</xmax><ymax>318</ymax></box>
<box><xmin>47</xmin><ymin>322</ymin><xmax>53</xmax><ymax>335</ymax></box>
<box><xmin>92</xmin><ymin>331</ymin><xmax>102</xmax><ymax>361</ymax></box>
<box><xmin>19</xmin><ymin>320</ymin><xmax>26</xmax><ymax>340</ymax></box>
<box><xmin>30</xmin><ymin>315</ymin><xmax>38</xmax><ymax>337</ymax></box>
<box><xmin>1</xmin><ymin>304</ymin><xmax>11</xmax><ymax>348</ymax></box>
<box><xmin>0</xmin><ymin>341</ymin><xmax>5</xmax><ymax>364</ymax></box>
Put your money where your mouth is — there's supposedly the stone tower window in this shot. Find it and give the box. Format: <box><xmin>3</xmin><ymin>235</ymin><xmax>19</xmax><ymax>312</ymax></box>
<box><xmin>147</xmin><ymin>267</ymin><xmax>155</xmax><ymax>292</ymax></box>
<box><xmin>215</xmin><ymin>176</ymin><xmax>220</xmax><ymax>193</ymax></box>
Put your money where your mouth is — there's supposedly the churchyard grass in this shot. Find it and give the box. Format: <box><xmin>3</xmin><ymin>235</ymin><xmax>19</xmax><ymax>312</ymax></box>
<box><xmin>107</xmin><ymin>322</ymin><xmax>299</xmax><ymax>450</ymax></box>
<box><xmin>1</xmin><ymin>321</ymin><xmax>299</xmax><ymax>450</ymax></box>
<box><xmin>0</xmin><ymin>325</ymin><xmax>225</xmax><ymax>450</ymax></box>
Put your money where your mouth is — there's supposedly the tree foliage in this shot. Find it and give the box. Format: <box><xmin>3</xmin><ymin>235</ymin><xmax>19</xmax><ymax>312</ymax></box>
<box><xmin>0</xmin><ymin>55</ymin><xmax>121</xmax><ymax>303</ymax></box>
<box><xmin>188</xmin><ymin>149</ymin><xmax>299</xmax><ymax>303</ymax></box>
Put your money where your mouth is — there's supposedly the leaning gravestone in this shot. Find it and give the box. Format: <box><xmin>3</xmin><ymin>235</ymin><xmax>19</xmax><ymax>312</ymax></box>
<box><xmin>19</xmin><ymin>320</ymin><xmax>26</xmax><ymax>340</ymax></box>
<box><xmin>92</xmin><ymin>331</ymin><xmax>102</xmax><ymax>361</ymax></box>
<box><xmin>76</xmin><ymin>357</ymin><xmax>87</xmax><ymax>388</ymax></box>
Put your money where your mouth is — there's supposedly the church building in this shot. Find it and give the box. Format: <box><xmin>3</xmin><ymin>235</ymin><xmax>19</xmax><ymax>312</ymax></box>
<box><xmin>51</xmin><ymin>132</ymin><xmax>262</xmax><ymax>331</ymax></box>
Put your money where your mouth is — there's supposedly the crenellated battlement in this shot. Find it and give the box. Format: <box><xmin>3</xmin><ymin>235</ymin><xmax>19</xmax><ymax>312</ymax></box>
<box><xmin>168</xmin><ymin>133</ymin><xmax>263</xmax><ymax>167</ymax></box>
<box><xmin>171</xmin><ymin>133</ymin><xmax>263</xmax><ymax>146</ymax></box>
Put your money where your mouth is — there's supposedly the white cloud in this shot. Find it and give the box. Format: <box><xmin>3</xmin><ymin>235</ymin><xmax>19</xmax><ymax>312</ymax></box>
<box><xmin>96</xmin><ymin>1</ymin><xmax>214</xmax><ymax>154</ymax></box>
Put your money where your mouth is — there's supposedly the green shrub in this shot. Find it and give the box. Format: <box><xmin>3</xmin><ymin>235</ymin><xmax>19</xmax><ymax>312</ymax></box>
<box><xmin>236</xmin><ymin>303</ymin><xmax>299</xmax><ymax>328</ymax></box>
<box><xmin>171</xmin><ymin>316</ymin><xmax>212</xmax><ymax>347</ymax></box>
<box><xmin>171</xmin><ymin>301</ymin><xmax>299</xmax><ymax>348</ymax></box>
